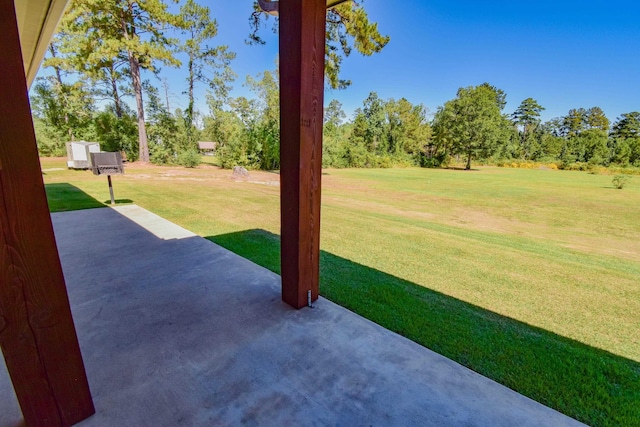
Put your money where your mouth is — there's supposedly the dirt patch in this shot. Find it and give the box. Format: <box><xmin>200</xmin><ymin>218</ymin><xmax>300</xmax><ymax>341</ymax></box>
<box><xmin>122</xmin><ymin>163</ymin><xmax>280</xmax><ymax>186</ymax></box>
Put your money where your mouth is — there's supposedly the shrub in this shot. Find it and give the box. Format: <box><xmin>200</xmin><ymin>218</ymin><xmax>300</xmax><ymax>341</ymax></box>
<box><xmin>612</xmin><ymin>174</ymin><xmax>631</xmax><ymax>189</ymax></box>
<box><xmin>178</xmin><ymin>150</ymin><xmax>201</xmax><ymax>168</ymax></box>
<box><xmin>150</xmin><ymin>145</ymin><xmax>176</xmax><ymax>165</ymax></box>
<box><xmin>33</xmin><ymin>118</ymin><xmax>66</xmax><ymax>156</ymax></box>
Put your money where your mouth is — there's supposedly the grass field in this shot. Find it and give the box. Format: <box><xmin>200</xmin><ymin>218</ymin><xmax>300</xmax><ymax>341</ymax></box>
<box><xmin>41</xmin><ymin>157</ymin><xmax>640</xmax><ymax>426</ymax></box>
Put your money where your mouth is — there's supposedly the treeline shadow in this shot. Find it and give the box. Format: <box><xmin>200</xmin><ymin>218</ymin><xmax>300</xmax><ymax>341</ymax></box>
<box><xmin>208</xmin><ymin>229</ymin><xmax>639</xmax><ymax>427</ymax></box>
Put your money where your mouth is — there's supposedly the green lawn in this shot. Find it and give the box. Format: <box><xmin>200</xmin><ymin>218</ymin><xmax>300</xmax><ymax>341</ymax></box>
<box><xmin>41</xmin><ymin>158</ymin><xmax>640</xmax><ymax>427</ymax></box>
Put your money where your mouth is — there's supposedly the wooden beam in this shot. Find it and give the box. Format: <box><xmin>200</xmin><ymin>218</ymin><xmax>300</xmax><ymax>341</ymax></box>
<box><xmin>0</xmin><ymin>2</ymin><xmax>95</xmax><ymax>426</ymax></box>
<box><xmin>279</xmin><ymin>0</ymin><xmax>326</xmax><ymax>309</ymax></box>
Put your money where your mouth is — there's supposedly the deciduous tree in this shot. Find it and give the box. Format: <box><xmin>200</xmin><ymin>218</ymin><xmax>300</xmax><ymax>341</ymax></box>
<box><xmin>385</xmin><ymin>98</ymin><xmax>431</xmax><ymax>160</ymax></box>
<box><xmin>432</xmin><ymin>85</ymin><xmax>509</xmax><ymax>169</ymax></box>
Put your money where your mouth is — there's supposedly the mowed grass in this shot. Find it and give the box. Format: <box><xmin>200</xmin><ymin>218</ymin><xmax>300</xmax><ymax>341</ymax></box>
<box><xmin>41</xmin><ymin>157</ymin><xmax>640</xmax><ymax>426</ymax></box>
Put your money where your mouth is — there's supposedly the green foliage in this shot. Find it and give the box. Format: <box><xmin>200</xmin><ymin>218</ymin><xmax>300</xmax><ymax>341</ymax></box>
<box><xmin>612</xmin><ymin>174</ymin><xmax>631</xmax><ymax>189</ymax></box>
<box><xmin>511</xmin><ymin>98</ymin><xmax>545</xmax><ymax>160</ymax></box>
<box><xmin>324</xmin><ymin>2</ymin><xmax>390</xmax><ymax>89</ymax></box>
<box><xmin>352</xmin><ymin>92</ymin><xmax>386</xmax><ymax>153</ymax></box>
<box><xmin>488</xmin><ymin>105</ymin><xmax>630</xmax><ymax>170</ymax></box>
<box><xmin>30</xmin><ymin>77</ymin><xmax>96</xmax><ymax>145</ymax></box>
<box><xmin>94</xmin><ymin>108</ymin><xmax>139</xmax><ymax>161</ymax></box>
<box><xmin>143</xmin><ymin>82</ymin><xmax>198</xmax><ymax>165</ymax></box>
<box><xmin>563</xmin><ymin>107</ymin><xmax>610</xmax><ymax>137</ymax></box>
<box><xmin>322</xmin><ymin>93</ymin><xmax>430</xmax><ymax>168</ymax></box>
<box><xmin>249</xmin><ymin>0</ymin><xmax>389</xmax><ymax>89</ymax></box>
<box><xmin>611</xmin><ymin>112</ymin><xmax>640</xmax><ymax>139</ymax></box>
<box><xmin>38</xmin><ymin>0</ymin><xmax>634</xmax><ymax>174</ymax></box>
<box><xmin>60</xmin><ymin>0</ymin><xmax>183</xmax><ymax>161</ymax></box>
<box><xmin>203</xmin><ymin>98</ymin><xmax>243</xmax><ymax>148</ymax></box>
<box><xmin>32</xmin><ymin>118</ymin><xmax>66</xmax><ymax>156</ymax></box>
<box><xmin>177</xmin><ymin>0</ymin><xmax>236</xmax><ymax>146</ymax></box>
<box><xmin>177</xmin><ymin>149</ymin><xmax>202</xmax><ymax>168</ymax></box>
<box><xmin>323</xmin><ymin>101</ymin><xmax>351</xmax><ymax>168</ymax></box>
<box><xmin>610</xmin><ymin>112</ymin><xmax>640</xmax><ymax>166</ymax></box>
<box><xmin>432</xmin><ymin>84</ymin><xmax>509</xmax><ymax>169</ymax></box>
<box><xmin>386</xmin><ymin>98</ymin><xmax>431</xmax><ymax>159</ymax></box>
<box><xmin>214</xmin><ymin>68</ymin><xmax>280</xmax><ymax>170</ymax></box>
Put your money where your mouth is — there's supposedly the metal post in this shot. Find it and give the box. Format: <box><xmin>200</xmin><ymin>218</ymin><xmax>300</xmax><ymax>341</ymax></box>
<box><xmin>108</xmin><ymin>175</ymin><xmax>115</xmax><ymax>205</ymax></box>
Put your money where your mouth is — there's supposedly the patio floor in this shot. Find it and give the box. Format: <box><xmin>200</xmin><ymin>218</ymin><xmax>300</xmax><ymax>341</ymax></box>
<box><xmin>1</xmin><ymin>205</ymin><xmax>584</xmax><ymax>426</ymax></box>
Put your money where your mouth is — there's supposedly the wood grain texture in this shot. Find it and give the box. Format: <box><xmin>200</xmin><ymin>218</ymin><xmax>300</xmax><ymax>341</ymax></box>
<box><xmin>279</xmin><ymin>0</ymin><xmax>326</xmax><ymax>308</ymax></box>
<box><xmin>0</xmin><ymin>2</ymin><xmax>94</xmax><ymax>425</ymax></box>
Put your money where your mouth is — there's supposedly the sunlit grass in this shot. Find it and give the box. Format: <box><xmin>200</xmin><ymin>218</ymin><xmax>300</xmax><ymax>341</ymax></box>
<box><xmin>41</xmin><ymin>157</ymin><xmax>640</xmax><ymax>426</ymax></box>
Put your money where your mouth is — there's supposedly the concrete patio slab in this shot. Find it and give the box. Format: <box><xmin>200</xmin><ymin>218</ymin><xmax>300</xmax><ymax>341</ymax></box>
<box><xmin>1</xmin><ymin>205</ymin><xmax>585</xmax><ymax>426</ymax></box>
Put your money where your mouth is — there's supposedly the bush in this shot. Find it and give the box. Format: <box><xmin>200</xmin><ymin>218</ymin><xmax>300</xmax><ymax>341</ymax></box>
<box><xmin>150</xmin><ymin>145</ymin><xmax>176</xmax><ymax>165</ymax></box>
<box><xmin>177</xmin><ymin>150</ymin><xmax>201</xmax><ymax>168</ymax></box>
<box><xmin>612</xmin><ymin>174</ymin><xmax>631</xmax><ymax>189</ymax></box>
<box><xmin>33</xmin><ymin>118</ymin><xmax>66</xmax><ymax>156</ymax></box>
<box><xmin>94</xmin><ymin>111</ymin><xmax>139</xmax><ymax>161</ymax></box>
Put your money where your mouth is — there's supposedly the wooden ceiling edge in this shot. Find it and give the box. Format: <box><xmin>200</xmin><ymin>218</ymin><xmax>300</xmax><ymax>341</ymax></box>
<box><xmin>24</xmin><ymin>0</ymin><xmax>70</xmax><ymax>89</ymax></box>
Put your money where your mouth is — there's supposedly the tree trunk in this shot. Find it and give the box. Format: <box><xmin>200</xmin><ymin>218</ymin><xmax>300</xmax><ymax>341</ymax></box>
<box><xmin>110</xmin><ymin>67</ymin><xmax>123</xmax><ymax>119</ymax></box>
<box><xmin>187</xmin><ymin>52</ymin><xmax>195</xmax><ymax>147</ymax></box>
<box><xmin>466</xmin><ymin>152</ymin><xmax>472</xmax><ymax>170</ymax></box>
<box><xmin>521</xmin><ymin>125</ymin><xmax>528</xmax><ymax>160</ymax></box>
<box><xmin>49</xmin><ymin>45</ymin><xmax>73</xmax><ymax>141</ymax></box>
<box><xmin>162</xmin><ymin>78</ymin><xmax>171</xmax><ymax>111</ymax></box>
<box><xmin>128</xmin><ymin>52</ymin><xmax>149</xmax><ymax>162</ymax></box>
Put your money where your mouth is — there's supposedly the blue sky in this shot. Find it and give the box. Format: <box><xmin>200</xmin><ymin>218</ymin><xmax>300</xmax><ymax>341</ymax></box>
<box><xmin>205</xmin><ymin>0</ymin><xmax>639</xmax><ymax>123</ymax></box>
<box><xmin>48</xmin><ymin>0</ymin><xmax>640</xmax><ymax>124</ymax></box>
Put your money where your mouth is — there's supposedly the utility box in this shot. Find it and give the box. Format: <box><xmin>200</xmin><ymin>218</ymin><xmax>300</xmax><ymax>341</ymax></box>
<box><xmin>66</xmin><ymin>141</ymin><xmax>101</xmax><ymax>169</ymax></box>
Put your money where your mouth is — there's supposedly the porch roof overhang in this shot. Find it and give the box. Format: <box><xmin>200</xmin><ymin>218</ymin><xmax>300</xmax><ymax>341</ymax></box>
<box><xmin>14</xmin><ymin>0</ymin><xmax>70</xmax><ymax>88</ymax></box>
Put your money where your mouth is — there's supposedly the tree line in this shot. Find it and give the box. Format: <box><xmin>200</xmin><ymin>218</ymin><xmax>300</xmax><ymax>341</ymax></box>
<box><xmin>430</xmin><ymin>85</ymin><xmax>640</xmax><ymax>170</ymax></box>
<box><xmin>31</xmin><ymin>1</ymin><xmax>639</xmax><ymax>171</ymax></box>
<box><xmin>30</xmin><ymin>0</ymin><xmax>387</xmax><ymax>166</ymax></box>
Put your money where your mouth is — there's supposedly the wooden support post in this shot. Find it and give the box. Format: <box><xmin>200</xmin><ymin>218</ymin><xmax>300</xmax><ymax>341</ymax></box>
<box><xmin>0</xmin><ymin>2</ymin><xmax>95</xmax><ymax>426</ymax></box>
<box><xmin>279</xmin><ymin>0</ymin><xmax>326</xmax><ymax>309</ymax></box>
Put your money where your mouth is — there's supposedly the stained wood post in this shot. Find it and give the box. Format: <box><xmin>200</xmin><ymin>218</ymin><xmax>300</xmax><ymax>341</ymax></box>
<box><xmin>0</xmin><ymin>2</ymin><xmax>95</xmax><ymax>426</ymax></box>
<box><xmin>279</xmin><ymin>0</ymin><xmax>326</xmax><ymax>309</ymax></box>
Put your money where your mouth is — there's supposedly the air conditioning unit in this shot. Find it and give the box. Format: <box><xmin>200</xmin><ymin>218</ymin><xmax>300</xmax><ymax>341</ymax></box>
<box><xmin>66</xmin><ymin>141</ymin><xmax>101</xmax><ymax>169</ymax></box>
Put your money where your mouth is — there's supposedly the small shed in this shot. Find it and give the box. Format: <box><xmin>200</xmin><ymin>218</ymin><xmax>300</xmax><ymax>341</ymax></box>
<box><xmin>198</xmin><ymin>141</ymin><xmax>217</xmax><ymax>155</ymax></box>
<box><xmin>66</xmin><ymin>141</ymin><xmax>101</xmax><ymax>169</ymax></box>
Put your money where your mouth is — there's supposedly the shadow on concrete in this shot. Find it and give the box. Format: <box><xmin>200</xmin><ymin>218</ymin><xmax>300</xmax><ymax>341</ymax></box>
<box><xmin>45</xmin><ymin>183</ymin><xmax>106</xmax><ymax>212</ymax></box>
<box><xmin>208</xmin><ymin>229</ymin><xmax>640</xmax><ymax>427</ymax></box>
